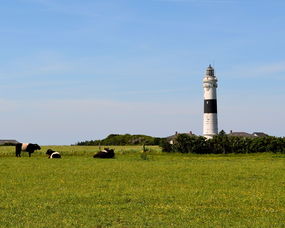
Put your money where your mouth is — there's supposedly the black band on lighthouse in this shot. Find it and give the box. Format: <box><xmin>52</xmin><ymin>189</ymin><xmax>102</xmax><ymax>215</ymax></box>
<box><xmin>204</xmin><ymin>99</ymin><xmax>217</xmax><ymax>113</ymax></box>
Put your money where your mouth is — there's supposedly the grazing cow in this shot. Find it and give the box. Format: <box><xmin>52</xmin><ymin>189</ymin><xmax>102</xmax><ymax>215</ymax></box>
<box><xmin>46</xmin><ymin>149</ymin><xmax>61</xmax><ymax>159</ymax></box>
<box><xmin>15</xmin><ymin>143</ymin><xmax>41</xmax><ymax>157</ymax></box>
<box><xmin>93</xmin><ymin>148</ymin><xmax>115</xmax><ymax>158</ymax></box>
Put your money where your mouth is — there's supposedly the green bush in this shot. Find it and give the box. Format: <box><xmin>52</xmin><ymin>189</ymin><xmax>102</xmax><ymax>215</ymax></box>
<box><xmin>77</xmin><ymin>134</ymin><xmax>162</xmax><ymax>146</ymax></box>
<box><xmin>161</xmin><ymin>131</ymin><xmax>285</xmax><ymax>154</ymax></box>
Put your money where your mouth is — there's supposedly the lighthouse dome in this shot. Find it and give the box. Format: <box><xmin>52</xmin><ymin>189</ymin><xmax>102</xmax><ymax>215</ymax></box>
<box><xmin>206</xmin><ymin>65</ymin><xmax>215</xmax><ymax>77</ymax></box>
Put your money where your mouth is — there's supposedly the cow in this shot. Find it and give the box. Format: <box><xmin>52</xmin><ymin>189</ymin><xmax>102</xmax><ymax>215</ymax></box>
<box><xmin>15</xmin><ymin>143</ymin><xmax>41</xmax><ymax>157</ymax></box>
<box><xmin>46</xmin><ymin>149</ymin><xmax>61</xmax><ymax>159</ymax></box>
<box><xmin>93</xmin><ymin>148</ymin><xmax>115</xmax><ymax>158</ymax></box>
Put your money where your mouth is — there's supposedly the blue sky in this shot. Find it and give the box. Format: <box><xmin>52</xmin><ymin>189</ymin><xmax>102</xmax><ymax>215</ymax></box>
<box><xmin>0</xmin><ymin>0</ymin><xmax>284</xmax><ymax>145</ymax></box>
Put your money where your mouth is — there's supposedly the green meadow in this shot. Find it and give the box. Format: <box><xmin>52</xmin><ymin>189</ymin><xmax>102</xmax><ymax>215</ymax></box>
<box><xmin>0</xmin><ymin>146</ymin><xmax>285</xmax><ymax>227</ymax></box>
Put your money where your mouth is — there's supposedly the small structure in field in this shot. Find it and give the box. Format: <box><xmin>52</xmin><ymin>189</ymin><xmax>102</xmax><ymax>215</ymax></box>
<box><xmin>0</xmin><ymin>139</ymin><xmax>19</xmax><ymax>145</ymax></box>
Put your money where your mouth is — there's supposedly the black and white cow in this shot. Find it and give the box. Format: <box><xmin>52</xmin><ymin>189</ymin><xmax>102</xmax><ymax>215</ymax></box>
<box><xmin>15</xmin><ymin>143</ymin><xmax>41</xmax><ymax>157</ymax></box>
<box><xmin>93</xmin><ymin>148</ymin><xmax>115</xmax><ymax>158</ymax></box>
<box><xmin>46</xmin><ymin>149</ymin><xmax>61</xmax><ymax>159</ymax></box>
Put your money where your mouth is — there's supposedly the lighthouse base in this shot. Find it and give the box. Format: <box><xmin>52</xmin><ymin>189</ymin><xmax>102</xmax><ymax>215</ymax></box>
<box><xmin>203</xmin><ymin>113</ymin><xmax>218</xmax><ymax>138</ymax></box>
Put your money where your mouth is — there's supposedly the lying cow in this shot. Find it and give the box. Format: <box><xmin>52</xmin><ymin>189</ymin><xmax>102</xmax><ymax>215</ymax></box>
<box><xmin>93</xmin><ymin>148</ymin><xmax>115</xmax><ymax>158</ymax></box>
<box><xmin>16</xmin><ymin>143</ymin><xmax>41</xmax><ymax>157</ymax></box>
<box><xmin>46</xmin><ymin>149</ymin><xmax>61</xmax><ymax>159</ymax></box>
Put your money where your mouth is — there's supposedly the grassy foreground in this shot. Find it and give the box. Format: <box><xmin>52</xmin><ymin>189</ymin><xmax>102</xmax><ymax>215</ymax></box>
<box><xmin>0</xmin><ymin>146</ymin><xmax>285</xmax><ymax>227</ymax></box>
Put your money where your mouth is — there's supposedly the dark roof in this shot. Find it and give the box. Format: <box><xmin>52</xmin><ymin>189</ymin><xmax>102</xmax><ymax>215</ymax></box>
<box><xmin>228</xmin><ymin>132</ymin><xmax>269</xmax><ymax>138</ymax></box>
<box><xmin>0</xmin><ymin>140</ymin><xmax>19</xmax><ymax>145</ymax></box>
<box><xmin>252</xmin><ymin>132</ymin><xmax>269</xmax><ymax>137</ymax></box>
<box><xmin>167</xmin><ymin>132</ymin><xmax>195</xmax><ymax>141</ymax></box>
<box><xmin>228</xmin><ymin>132</ymin><xmax>255</xmax><ymax>138</ymax></box>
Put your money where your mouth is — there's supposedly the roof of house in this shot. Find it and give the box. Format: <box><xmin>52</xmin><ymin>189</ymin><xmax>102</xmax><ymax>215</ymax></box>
<box><xmin>252</xmin><ymin>132</ymin><xmax>269</xmax><ymax>137</ymax></box>
<box><xmin>228</xmin><ymin>132</ymin><xmax>269</xmax><ymax>138</ymax></box>
<box><xmin>228</xmin><ymin>132</ymin><xmax>254</xmax><ymax>137</ymax></box>
<box><xmin>167</xmin><ymin>131</ymin><xmax>195</xmax><ymax>141</ymax></box>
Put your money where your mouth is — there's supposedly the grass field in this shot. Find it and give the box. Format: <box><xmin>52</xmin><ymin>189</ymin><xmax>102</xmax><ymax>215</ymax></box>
<box><xmin>0</xmin><ymin>146</ymin><xmax>285</xmax><ymax>227</ymax></box>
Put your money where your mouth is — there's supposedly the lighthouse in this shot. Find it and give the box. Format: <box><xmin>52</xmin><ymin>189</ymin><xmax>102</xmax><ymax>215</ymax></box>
<box><xmin>203</xmin><ymin>65</ymin><xmax>218</xmax><ymax>139</ymax></box>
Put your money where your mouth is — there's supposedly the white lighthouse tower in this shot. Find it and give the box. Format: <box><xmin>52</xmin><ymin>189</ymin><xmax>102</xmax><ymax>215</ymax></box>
<box><xmin>203</xmin><ymin>65</ymin><xmax>218</xmax><ymax>139</ymax></box>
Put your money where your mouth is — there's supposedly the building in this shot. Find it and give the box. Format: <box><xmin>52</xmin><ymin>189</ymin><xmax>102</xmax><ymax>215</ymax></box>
<box><xmin>228</xmin><ymin>131</ymin><xmax>269</xmax><ymax>138</ymax></box>
<box><xmin>0</xmin><ymin>139</ymin><xmax>19</xmax><ymax>145</ymax></box>
<box><xmin>203</xmin><ymin>65</ymin><xmax>218</xmax><ymax>139</ymax></box>
<box><xmin>167</xmin><ymin>131</ymin><xmax>195</xmax><ymax>144</ymax></box>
